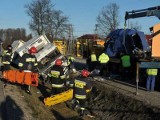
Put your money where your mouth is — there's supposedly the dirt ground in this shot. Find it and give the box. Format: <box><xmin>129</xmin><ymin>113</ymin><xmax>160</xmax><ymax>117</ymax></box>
<box><xmin>3</xmin><ymin>82</ymin><xmax>55</xmax><ymax>120</ymax></box>
<box><xmin>2</xmin><ymin>61</ymin><xmax>160</xmax><ymax>120</ymax></box>
<box><xmin>3</xmin><ymin>78</ymin><xmax>93</xmax><ymax>120</ymax></box>
<box><xmin>3</xmin><ymin>75</ymin><xmax>160</xmax><ymax>120</ymax></box>
<box><xmin>87</xmin><ymin>81</ymin><xmax>160</xmax><ymax>120</ymax></box>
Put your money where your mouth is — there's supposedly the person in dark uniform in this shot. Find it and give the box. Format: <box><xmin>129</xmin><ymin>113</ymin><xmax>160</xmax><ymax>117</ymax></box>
<box><xmin>70</xmin><ymin>69</ymin><xmax>92</xmax><ymax>117</ymax></box>
<box><xmin>98</xmin><ymin>52</ymin><xmax>110</xmax><ymax>76</ymax></box>
<box><xmin>2</xmin><ymin>45</ymin><xmax>12</xmax><ymax>71</ymax></box>
<box><xmin>18</xmin><ymin>46</ymin><xmax>38</xmax><ymax>94</ymax></box>
<box><xmin>120</xmin><ymin>54</ymin><xmax>131</xmax><ymax>80</ymax></box>
<box><xmin>89</xmin><ymin>51</ymin><xmax>97</xmax><ymax>71</ymax></box>
<box><xmin>2</xmin><ymin>45</ymin><xmax>12</xmax><ymax>87</ymax></box>
<box><xmin>48</xmin><ymin>59</ymin><xmax>67</xmax><ymax>95</ymax></box>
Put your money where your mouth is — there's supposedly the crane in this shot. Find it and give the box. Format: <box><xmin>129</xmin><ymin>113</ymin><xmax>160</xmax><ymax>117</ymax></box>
<box><xmin>124</xmin><ymin>6</ymin><xmax>160</xmax><ymax>59</ymax></box>
<box><xmin>125</xmin><ymin>6</ymin><xmax>160</xmax><ymax>21</ymax></box>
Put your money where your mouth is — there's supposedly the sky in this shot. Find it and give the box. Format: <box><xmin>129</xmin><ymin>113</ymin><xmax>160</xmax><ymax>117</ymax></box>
<box><xmin>0</xmin><ymin>0</ymin><xmax>160</xmax><ymax>37</ymax></box>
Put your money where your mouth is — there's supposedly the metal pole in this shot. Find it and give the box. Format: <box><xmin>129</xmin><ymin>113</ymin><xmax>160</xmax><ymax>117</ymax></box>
<box><xmin>136</xmin><ymin>62</ymin><xmax>139</xmax><ymax>95</ymax></box>
<box><xmin>0</xmin><ymin>41</ymin><xmax>3</xmax><ymax>77</ymax></box>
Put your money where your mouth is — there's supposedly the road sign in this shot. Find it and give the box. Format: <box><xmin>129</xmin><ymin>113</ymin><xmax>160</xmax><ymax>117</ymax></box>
<box><xmin>139</xmin><ymin>62</ymin><xmax>160</xmax><ymax>68</ymax></box>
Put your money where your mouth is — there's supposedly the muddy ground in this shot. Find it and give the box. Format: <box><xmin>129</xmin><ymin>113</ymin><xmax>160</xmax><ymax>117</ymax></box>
<box><xmin>86</xmin><ymin>81</ymin><xmax>160</xmax><ymax>120</ymax></box>
<box><xmin>3</xmin><ymin>75</ymin><xmax>160</xmax><ymax>120</ymax></box>
<box><xmin>2</xmin><ymin>61</ymin><xmax>160</xmax><ymax>120</ymax></box>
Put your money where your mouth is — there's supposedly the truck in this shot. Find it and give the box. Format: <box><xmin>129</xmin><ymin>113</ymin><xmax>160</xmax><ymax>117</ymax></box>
<box><xmin>105</xmin><ymin>6</ymin><xmax>160</xmax><ymax>60</ymax></box>
<box><xmin>11</xmin><ymin>40</ymin><xmax>25</xmax><ymax>61</ymax></box>
<box><xmin>124</xmin><ymin>6</ymin><xmax>160</xmax><ymax>59</ymax></box>
<box><xmin>11</xmin><ymin>34</ymin><xmax>64</xmax><ymax>75</ymax></box>
<box><xmin>102</xmin><ymin>6</ymin><xmax>160</xmax><ymax>81</ymax></box>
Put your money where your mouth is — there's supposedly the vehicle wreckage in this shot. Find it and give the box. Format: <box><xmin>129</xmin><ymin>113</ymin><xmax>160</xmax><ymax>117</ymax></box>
<box><xmin>105</xmin><ymin>6</ymin><xmax>160</xmax><ymax>61</ymax></box>
<box><xmin>11</xmin><ymin>34</ymin><xmax>64</xmax><ymax>75</ymax></box>
<box><xmin>6</xmin><ymin>34</ymin><xmax>70</xmax><ymax>86</ymax></box>
<box><xmin>104</xmin><ymin>28</ymin><xmax>150</xmax><ymax>59</ymax></box>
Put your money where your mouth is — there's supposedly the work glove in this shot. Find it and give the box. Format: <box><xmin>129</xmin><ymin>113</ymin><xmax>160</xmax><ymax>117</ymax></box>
<box><xmin>65</xmin><ymin>81</ymin><xmax>70</xmax><ymax>86</ymax></box>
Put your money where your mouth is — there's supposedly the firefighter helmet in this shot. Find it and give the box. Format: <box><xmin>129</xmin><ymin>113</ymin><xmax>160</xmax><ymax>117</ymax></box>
<box><xmin>55</xmin><ymin>59</ymin><xmax>62</xmax><ymax>66</ymax></box>
<box><xmin>29</xmin><ymin>46</ymin><xmax>37</xmax><ymax>54</ymax></box>
<box><xmin>81</xmin><ymin>69</ymin><xmax>90</xmax><ymax>77</ymax></box>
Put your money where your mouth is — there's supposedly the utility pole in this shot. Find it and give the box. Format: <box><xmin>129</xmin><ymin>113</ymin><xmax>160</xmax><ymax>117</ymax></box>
<box><xmin>95</xmin><ymin>24</ymin><xmax>98</xmax><ymax>35</ymax></box>
<box><xmin>94</xmin><ymin>24</ymin><xmax>99</xmax><ymax>41</ymax></box>
<box><xmin>67</xmin><ymin>24</ymin><xmax>73</xmax><ymax>54</ymax></box>
<box><xmin>93</xmin><ymin>24</ymin><xmax>98</xmax><ymax>47</ymax></box>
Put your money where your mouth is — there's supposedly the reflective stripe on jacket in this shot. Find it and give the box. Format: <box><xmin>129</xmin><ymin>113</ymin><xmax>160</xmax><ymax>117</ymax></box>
<box><xmin>98</xmin><ymin>53</ymin><xmax>109</xmax><ymax>63</ymax></box>
<box><xmin>147</xmin><ymin>69</ymin><xmax>158</xmax><ymax>75</ymax></box>
<box><xmin>91</xmin><ymin>54</ymin><xmax>97</xmax><ymax>62</ymax></box>
<box><xmin>51</xmin><ymin>83</ymin><xmax>64</xmax><ymax>88</ymax></box>
<box><xmin>18</xmin><ymin>53</ymin><xmax>38</xmax><ymax>71</ymax></box>
<box><xmin>2</xmin><ymin>61</ymin><xmax>10</xmax><ymax>64</ymax></box>
<box><xmin>70</xmin><ymin>77</ymin><xmax>92</xmax><ymax>100</ymax></box>
<box><xmin>75</xmin><ymin>94</ymin><xmax>86</xmax><ymax>99</ymax></box>
<box><xmin>49</xmin><ymin>65</ymin><xmax>66</xmax><ymax>88</ymax></box>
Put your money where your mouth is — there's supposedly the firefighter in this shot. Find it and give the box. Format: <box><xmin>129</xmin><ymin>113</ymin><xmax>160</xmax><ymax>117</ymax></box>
<box><xmin>98</xmin><ymin>52</ymin><xmax>109</xmax><ymax>76</ymax></box>
<box><xmin>2</xmin><ymin>45</ymin><xmax>12</xmax><ymax>71</ymax></box>
<box><xmin>70</xmin><ymin>69</ymin><xmax>92</xmax><ymax>117</ymax></box>
<box><xmin>67</xmin><ymin>55</ymin><xmax>76</xmax><ymax>73</ymax></box>
<box><xmin>146</xmin><ymin>68</ymin><xmax>158</xmax><ymax>91</ymax></box>
<box><xmin>2</xmin><ymin>45</ymin><xmax>12</xmax><ymax>87</ymax></box>
<box><xmin>48</xmin><ymin>59</ymin><xmax>67</xmax><ymax>95</ymax></box>
<box><xmin>18</xmin><ymin>46</ymin><xmax>38</xmax><ymax>94</ymax></box>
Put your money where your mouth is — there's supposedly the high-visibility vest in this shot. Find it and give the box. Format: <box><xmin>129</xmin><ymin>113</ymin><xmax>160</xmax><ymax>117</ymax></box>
<box><xmin>91</xmin><ymin>54</ymin><xmax>97</xmax><ymax>62</ymax></box>
<box><xmin>121</xmin><ymin>55</ymin><xmax>131</xmax><ymax>67</ymax></box>
<box><xmin>147</xmin><ymin>69</ymin><xmax>158</xmax><ymax>75</ymax></box>
<box><xmin>68</xmin><ymin>56</ymin><xmax>75</xmax><ymax>65</ymax></box>
<box><xmin>98</xmin><ymin>53</ymin><xmax>109</xmax><ymax>63</ymax></box>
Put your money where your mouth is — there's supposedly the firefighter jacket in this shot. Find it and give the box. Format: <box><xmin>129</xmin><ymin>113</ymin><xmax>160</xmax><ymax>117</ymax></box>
<box><xmin>70</xmin><ymin>76</ymin><xmax>92</xmax><ymax>99</ymax></box>
<box><xmin>18</xmin><ymin>53</ymin><xmax>38</xmax><ymax>72</ymax></box>
<box><xmin>2</xmin><ymin>49</ymin><xmax>12</xmax><ymax>65</ymax></box>
<box><xmin>68</xmin><ymin>56</ymin><xmax>75</xmax><ymax>65</ymax></box>
<box><xmin>67</xmin><ymin>56</ymin><xmax>75</xmax><ymax>71</ymax></box>
<box><xmin>98</xmin><ymin>53</ymin><xmax>109</xmax><ymax>63</ymax></box>
<box><xmin>121</xmin><ymin>55</ymin><xmax>131</xmax><ymax>67</ymax></box>
<box><xmin>147</xmin><ymin>69</ymin><xmax>158</xmax><ymax>76</ymax></box>
<box><xmin>48</xmin><ymin>65</ymin><xmax>66</xmax><ymax>88</ymax></box>
<box><xmin>91</xmin><ymin>53</ymin><xmax>97</xmax><ymax>62</ymax></box>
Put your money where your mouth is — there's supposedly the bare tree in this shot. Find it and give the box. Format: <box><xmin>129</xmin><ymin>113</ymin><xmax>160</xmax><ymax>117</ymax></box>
<box><xmin>25</xmin><ymin>0</ymin><xmax>53</xmax><ymax>35</ymax></box>
<box><xmin>129</xmin><ymin>21</ymin><xmax>142</xmax><ymax>31</ymax></box>
<box><xmin>46</xmin><ymin>9</ymin><xmax>70</xmax><ymax>40</ymax></box>
<box><xmin>0</xmin><ymin>28</ymin><xmax>31</xmax><ymax>49</ymax></box>
<box><xmin>25</xmin><ymin>0</ymin><xmax>70</xmax><ymax>40</ymax></box>
<box><xmin>97</xmin><ymin>3</ymin><xmax>120</xmax><ymax>37</ymax></box>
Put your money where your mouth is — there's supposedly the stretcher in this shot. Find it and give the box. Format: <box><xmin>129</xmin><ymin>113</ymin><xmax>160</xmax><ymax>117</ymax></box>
<box><xmin>2</xmin><ymin>70</ymin><xmax>38</xmax><ymax>86</ymax></box>
<box><xmin>44</xmin><ymin>89</ymin><xmax>73</xmax><ymax>107</ymax></box>
<box><xmin>44</xmin><ymin>89</ymin><xmax>91</xmax><ymax>107</ymax></box>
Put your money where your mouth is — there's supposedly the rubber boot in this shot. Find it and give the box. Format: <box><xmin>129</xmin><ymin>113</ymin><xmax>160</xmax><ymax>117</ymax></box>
<box><xmin>80</xmin><ymin>109</ymin><xmax>84</xmax><ymax>117</ymax></box>
<box><xmin>72</xmin><ymin>99</ymin><xmax>79</xmax><ymax>110</ymax></box>
<box><xmin>25</xmin><ymin>85</ymin><xmax>31</xmax><ymax>95</ymax></box>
